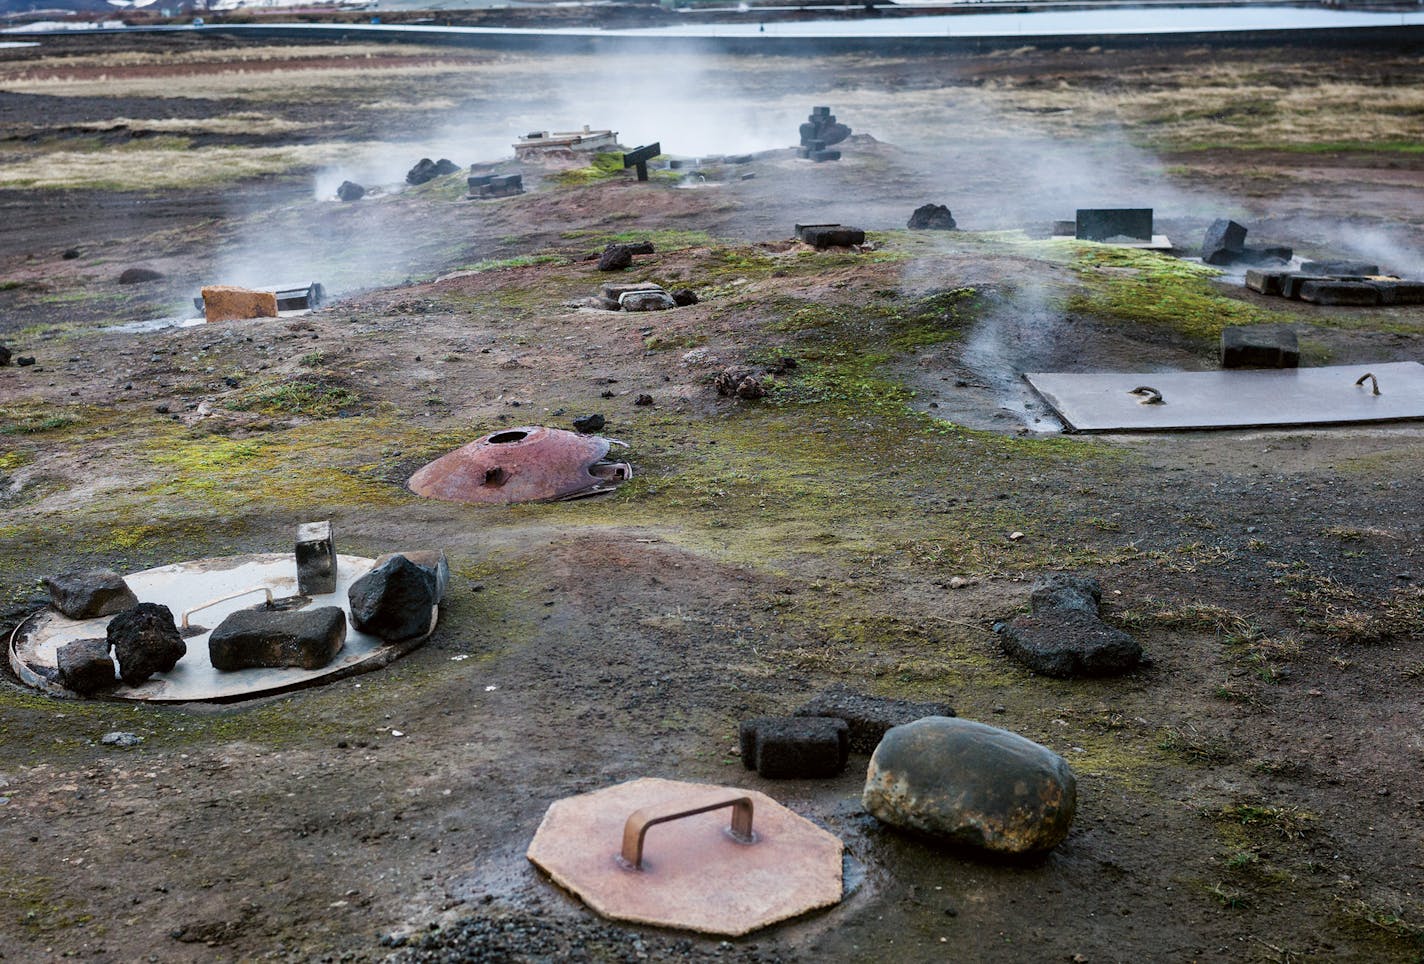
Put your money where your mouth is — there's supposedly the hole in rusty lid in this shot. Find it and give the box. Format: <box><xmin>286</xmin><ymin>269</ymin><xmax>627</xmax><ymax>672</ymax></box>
<box><xmin>488</xmin><ymin>430</ymin><xmax>529</xmax><ymax>444</ymax></box>
<box><xmin>484</xmin><ymin>466</ymin><xmax>507</xmax><ymax>486</ymax></box>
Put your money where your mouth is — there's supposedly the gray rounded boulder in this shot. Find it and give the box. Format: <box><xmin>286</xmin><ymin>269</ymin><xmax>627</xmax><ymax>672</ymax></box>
<box><xmin>862</xmin><ymin>716</ymin><xmax>1076</xmax><ymax>855</ymax></box>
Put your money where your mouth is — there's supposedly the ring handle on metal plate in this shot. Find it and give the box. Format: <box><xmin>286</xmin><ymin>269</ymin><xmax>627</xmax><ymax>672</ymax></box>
<box><xmin>619</xmin><ymin>796</ymin><xmax>756</xmax><ymax>871</ymax></box>
<box><xmin>1128</xmin><ymin>385</ymin><xmax>1164</xmax><ymax>405</ymax></box>
<box><xmin>1355</xmin><ymin>372</ymin><xmax>1381</xmax><ymax>396</ymax></box>
<box><xmin>180</xmin><ymin>586</ymin><xmax>274</xmax><ymax>630</ymax></box>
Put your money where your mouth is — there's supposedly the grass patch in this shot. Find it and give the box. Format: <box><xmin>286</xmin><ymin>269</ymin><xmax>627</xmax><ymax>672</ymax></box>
<box><xmin>0</xmin><ymin>403</ymin><xmax>88</xmax><ymax>436</ymax></box>
<box><xmin>1066</xmin><ymin>245</ymin><xmax>1299</xmax><ymax>341</ymax></box>
<box><xmin>225</xmin><ymin>374</ymin><xmax>359</xmax><ymax>419</ymax></box>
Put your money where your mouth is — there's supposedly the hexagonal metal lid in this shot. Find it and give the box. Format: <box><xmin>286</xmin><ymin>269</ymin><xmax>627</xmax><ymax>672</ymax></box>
<box><xmin>527</xmin><ymin>778</ymin><xmax>843</xmax><ymax>936</ymax></box>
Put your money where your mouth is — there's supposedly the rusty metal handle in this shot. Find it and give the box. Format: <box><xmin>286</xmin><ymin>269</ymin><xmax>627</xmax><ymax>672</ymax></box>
<box><xmin>1356</xmin><ymin>372</ymin><xmax>1381</xmax><ymax>396</ymax></box>
<box><xmin>1129</xmin><ymin>385</ymin><xmax>1164</xmax><ymax>405</ymax></box>
<box><xmin>619</xmin><ymin>796</ymin><xmax>755</xmax><ymax>871</ymax></box>
<box><xmin>180</xmin><ymin>585</ymin><xmax>273</xmax><ymax>630</ymax></box>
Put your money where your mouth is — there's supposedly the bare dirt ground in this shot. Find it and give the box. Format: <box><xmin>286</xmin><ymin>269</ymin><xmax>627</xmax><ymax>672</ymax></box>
<box><xmin>1</xmin><ymin>33</ymin><xmax>1424</xmax><ymax>963</ymax></box>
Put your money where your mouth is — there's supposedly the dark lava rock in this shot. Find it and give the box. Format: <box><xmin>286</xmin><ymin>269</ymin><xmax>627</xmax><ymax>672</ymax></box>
<box><xmin>106</xmin><ymin>602</ymin><xmax>186</xmax><ymax>686</ymax></box>
<box><xmin>739</xmin><ymin>716</ymin><xmax>848</xmax><ymax>778</ymax></box>
<box><xmin>16</xmin><ymin>356</ymin><xmax>34</xmax><ymax>367</ymax></box>
<box><xmin>348</xmin><ymin>555</ymin><xmax>438</xmax><ymax>642</ymax></box>
<box><xmin>908</xmin><ymin>204</ymin><xmax>957</xmax><ymax>230</ymax></box>
<box><xmin>44</xmin><ymin>568</ymin><xmax>138</xmax><ymax>619</ymax></box>
<box><xmin>56</xmin><ymin>637</ymin><xmax>116</xmax><ymax>695</ymax></box>
<box><xmin>62</xmin><ymin>248</ymin><xmax>80</xmax><ymax>260</ymax></box>
<box><xmin>572</xmin><ymin>413</ymin><xmax>605</xmax><ymax>434</ymax></box>
<box><xmin>406</xmin><ymin>158</ymin><xmax>460</xmax><ymax>186</ymax></box>
<box><xmin>1201</xmin><ymin>218</ymin><xmax>1247</xmax><ymax>265</ymax></box>
<box><xmin>633</xmin><ymin>393</ymin><xmax>654</xmax><ymax>406</ymax></box>
<box><xmin>373</xmin><ymin>550</ymin><xmax>449</xmax><ymax>604</ymax></box>
<box><xmin>208</xmin><ymin>606</ymin><xmax>346</xmax><ymax>671</ymax></box>
<box><xmin>624</xmin><ymin>241</ymin><xmax>656</xmax><ymax>256</ymax></box>
<box><xmin>796</xmin><ymin>685</ymin><xmax>955</xmax><ymax>754</ymax></box>
<box><xmin>0</xmin><ymin>345</ymin><xmax>9</xmax><ymax>366</ymax></box>
<box><xmin>863</xmin><ymin>716</ymin><xmax>1077</xmax><ymax>854</ymax></box>
<box><xmin>337</xmin><ymin>180</ymin><xmax>366</xmax><ymax>202</ymax></box>
<box><xmin>670</xmin><ymin>288</ymin><xmax>698</xmax><ymax>307</ymax></box>
<box><xmin>598</xmin><ymin>244</ymin><xmax>634</xmax><ymax>271</ymax></box>
<box><xmin>118</xmin><ymin>267</ymin><xmax>164</xmax><ymax>285</ymax></box>
<box><xmin>1028</xmin><ymin>573</ymin><xmax>1101</xmax><ymax>615</ymax></box>
<box><xmin>998</xmin><ymin>608</ymin><xmax>1141</xmax><ymax>678</ymax></box>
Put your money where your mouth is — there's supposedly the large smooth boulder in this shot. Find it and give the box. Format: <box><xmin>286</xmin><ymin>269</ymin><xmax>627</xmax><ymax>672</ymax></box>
<box><xmin>44</xmin><ymin>568</ymin><xmax>138</xmax><ymax>619</ymax></box>
<box><xmin>208</xmin><ymin>606</ymin><xmax>346</xmax><ymax>671</ymax></box>
<box><xmin>348</xmin><ymin>555</ymin><xmax>438</xmax><ymax>642</ymax></box>
<box><xmin>106</xmin><ymin>602</ymin><xmax>186</xmax><ymax>686</ymax></box>
<box><xmin>998</xmin><ymin>608</ymin><xmax>1141</xmax><ymax>677</ymax></box>
<box><xmin>863</xmin><ymin>716</ymin><xmax>1077</xmax><ymax>854</ymax></box>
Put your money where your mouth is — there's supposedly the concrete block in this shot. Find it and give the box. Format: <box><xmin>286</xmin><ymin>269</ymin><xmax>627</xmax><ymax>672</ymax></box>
<box><xmin>1302</xmin><ymin>260</ymin><xmax>1379</xmax><ymax>276</ymax></box>
<box><xmin>1376</xmin><ymin>281</ymin><xmax>1424</xmax><ymax>306</ymax></box>
<box><xmin>200</xmin><ymin>286</ymin><xmax>278</xmax><ymax>323</ymax></box>
<box><xmin>1075</xmin><ymin>208</ymin><xmax>1153</xmax><ymax>243</ymax></box>
<box><xmin>1201</xmin><ymin>219</ymin><xmax>1247</xmax><ymax>265</ymax></box>
<box><xmin>810</xmin><ymin>150</ymin><xmax>841</xmax><ymax>162</ymax></box>
<box><xmin>296</xmin><ymin>520</ymin><xmax>337</xmax><ymax>596</ymax></box>
<box><xmin>1244</xmin><ymin>269</ymin><xmax>1289</xmax><ymax>296</ymax></box>
<box><xmin>799</xmin><ymin>225</ymin><xmax>865</xmax><ymax>248</ymax></box>
<box><xmin>1299</xmin><ymin>280</ymin><xmax>1381</xmax><ymax>306</ymax></box>
<box><xmin>739</xmin><ymin>716</ymin><xmax>848</xmax><ymax>779</ymax></box>
<box><xmin>1221</xmin><ymin>325</ymin><xmax>1300</xmax><ymax>368</ymax></box>
<box><xmin>1281</xmin><ymin>274</ymin><xmax>1313</xmax><ymax>299</ymax></box>
<box><xmin>795</xmin><ymin>687</ymin><xmax>956</xmax><ymax>754</ymax></box>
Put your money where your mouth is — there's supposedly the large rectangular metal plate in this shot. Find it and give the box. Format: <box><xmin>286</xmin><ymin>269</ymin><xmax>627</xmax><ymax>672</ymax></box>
<box><xmin>1025</xmin><ymin>362</ymin><xmax>1424</xmax><ymax>433</ymax></box>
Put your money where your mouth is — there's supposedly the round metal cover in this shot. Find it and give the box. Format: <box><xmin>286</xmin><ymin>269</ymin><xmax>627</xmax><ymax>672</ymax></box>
<box><xmin>407</xmin><ymin>426</ymin><xmax>630</xmax><ymax>504</ymax></box>
<box><xmin>526</xmin><ymin>777</ymin><xmax>843</xmax><ymax>936</ymax></box>
<box><xmin>9</xmin><ymin>553</ymin><xmax>431</xmax><ymax>703</ymax></box>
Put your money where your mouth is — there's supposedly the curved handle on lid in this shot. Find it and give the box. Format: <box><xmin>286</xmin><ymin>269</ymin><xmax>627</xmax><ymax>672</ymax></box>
<box><xmin>619</xmin><ymin>796</ymin><xmax>755</xmax><ymax>871</ymax></box>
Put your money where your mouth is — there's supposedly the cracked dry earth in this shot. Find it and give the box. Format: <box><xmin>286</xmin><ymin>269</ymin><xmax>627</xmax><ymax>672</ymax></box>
<box><xmin>1</xmin><ymin>31</ymin><xmax>1424</xmax><ymax>964</ymax></box>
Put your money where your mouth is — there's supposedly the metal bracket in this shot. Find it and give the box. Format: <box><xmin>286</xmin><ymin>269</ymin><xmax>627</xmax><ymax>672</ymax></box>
<box><xmin>619</xmin><ymin>796</ymin><xmax>755</xmax><ymax>871</ymax></box>
<box><xmin>180</xmin><ymin>586</ymin><xmax>273</xmax><ymax>630</ymax></box>
<box><xmin>1356</xmin><ymin>372</ymin><xmax>1381</xmax><ymax>396</ymax></box>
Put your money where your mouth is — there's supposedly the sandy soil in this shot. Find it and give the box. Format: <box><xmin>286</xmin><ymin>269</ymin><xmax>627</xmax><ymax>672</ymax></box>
<box><xmin>1</xmin><ymin>33</ymin><xmax>1423</xmax><ymax>964</ymax></box>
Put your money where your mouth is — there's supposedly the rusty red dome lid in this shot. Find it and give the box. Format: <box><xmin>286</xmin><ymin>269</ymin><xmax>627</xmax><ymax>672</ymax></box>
<box><xmin>407</xmin><ymin>426</ymin><xmax>631</xmax><ymax>504</ymax></box>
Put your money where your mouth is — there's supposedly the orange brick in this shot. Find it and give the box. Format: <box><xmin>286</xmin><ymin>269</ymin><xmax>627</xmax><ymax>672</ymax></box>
<box><xmin>201</xmin><ymin>285</ymin><xmax>278</xmax><ymax>323</ymax></box>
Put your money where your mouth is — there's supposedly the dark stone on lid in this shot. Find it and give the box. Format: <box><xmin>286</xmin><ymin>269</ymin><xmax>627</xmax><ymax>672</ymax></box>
<box><xmin>106</xmin><ymin>602</ymin><xmax>186</xmax><ymax>686</ymax></box>
<box><xmin>295</xmin><ymin>520</ymin><xmax>338</xmax><ymax>596</ymax></box>
<box><xmin>348</xmin><ymin>555</ymin><xmax>438</xmax><ymax>643</ymax></box>
<box><xmin>208</xmin><ymin>605</ymin><xmax>346</xmax><ymax>671</ymax></box>
<box><xmin>44</xmin><ymin>568</ymin><xmax>138</xmax><ymax>619</ymax></box>
<box><xmin>57</xmin><ymin>637</ymin><xmax>116</xmax><ymax>695</ymax></box>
